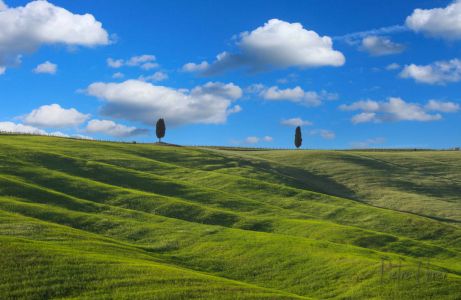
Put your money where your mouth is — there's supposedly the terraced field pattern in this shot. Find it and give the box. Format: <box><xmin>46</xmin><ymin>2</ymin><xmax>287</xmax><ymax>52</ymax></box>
<box><xmin>1</xmin><ymin>134</ymin><xmax>460</xmax><ymax>299</ymax></box>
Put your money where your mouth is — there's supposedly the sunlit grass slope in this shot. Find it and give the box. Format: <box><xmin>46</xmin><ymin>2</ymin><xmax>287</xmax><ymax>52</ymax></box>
<box><xmin>0</xmin><ymin>134</ymin><xmax>460</xmax><ymax>299</ymax></box>
<box><xmin>228</xmin><ymin>149</ymin><xmax>461</xmax><ymax>222</ymax></box>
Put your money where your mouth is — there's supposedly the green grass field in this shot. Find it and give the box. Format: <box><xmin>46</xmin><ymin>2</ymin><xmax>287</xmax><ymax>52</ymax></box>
<box><xmin>1</xmin><ymin>134</ymin><xmax>460</xmax><ymax>299</ymax></box>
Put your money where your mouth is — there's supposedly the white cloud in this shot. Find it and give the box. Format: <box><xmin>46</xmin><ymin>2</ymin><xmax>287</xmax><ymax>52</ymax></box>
<box><xmin>184</xmin><ymin>19</ymin><xmax>345</xmax><ymax>75</ymax></box>
<box><xmin>182</xmin><ymin>61</ymin><xmax>209</xmax><ymax>72</ymax></box>
<box><xmin>400</xmin><ymin>59</ymin><xmax>461</xmax><ymax>85</ymax></box>
<box><xmin>139</xmin><ymin>62</ymin><xmax>157</xmax><ymax>70</ymax></box>
<box><xmin>340</xmin><ymin>97</ymin><xmax>443</xmax><ymax>123</ymax></box>
<box><xmin>406</xmin><ymin>0</ymin><xmax>461</xmax><ymax>40</ymax></box>
<box><xmin>334</xmin><ymin>25</ymin><xmax>408</xmax><ymax>42</ymax></box>
<box><xmin>0</xmin><ymin>1</ymin><xmax>7</xmax><ymax>11</ymax></box>
<box><xmin>50</xmin><ymin>131</ymin><xmax>69</xmax><ymax>137</ymax></box>
<box><xmin>0</xmin><ymin>121</ymin><xmax>46</xmax><ymax>135</ymax></box>
<box><xmin>262</xmin><ymin>86</ymin><xmax>304</xmax><ymax>100</ymax></box>
<box><xmin>107</xmin><ymin>55</ymin><xmax>158</xmax><ymax>70</ymax></box>
<box><xmin>257</xmin><ymin>86</ymin><xmax>337</xmax><ymax>107</ymax></box>
<box><xmin>107</xmin><ymin>58</ymin><xmax>123</xmax><ymax>68</ymax></box>
<box><xmin>243</xmin><ymin>135</ymin><xmax>273</xmax><ymax>144</ymax></box>
<box><xmin>0</xmin><ymin>121</ymin><xmax>97</xmax><ymax>139</ymax></box>
<box><xmin>85</xmin><ymin>119</ymin><xmax>148</xmax><ymax>137</ymax></box>
<box><xmin>339</xmin><ymin>100</ymin><xmax>380</xmax><ymax>112</ymax></box>
<box><xmin>0</xmin><ymin>66</ymin><xmax>5</xmax><ymax>75</ymax></box>
<box><xmin>33</xmin><ymin>61</ymin><xmax>57</xmax><ymax>74</ymax></box>
<box><xmin>22</xmin><ymin>104</ymin><xmax>89</xmax><ymax>128</ymax></box>
<box><xmin>262</xmin><ymin>136</ymin><xmax>273</xmax><ymax>142</ymax></box>
<box><xmin>245</xmin><ymin>136</ymin><xmax>260</xmax><ymax>144</ymax></box>
<box><xmin>309</xmin><ymin>129</ymin><xmax>336</xmax><ymax>140</ymax></box>
<box><xmin>0</xmin><ymin>1</ymin><xmax>109</xmax><ymax>72</ymax></box>
<box><xmin>386</xmin><ymin>63</ymin><xmax>401</xmax><ymax>70</ymax></box>
<box><xmin>85</xmin><ymin>80</ymin><xmax>242</xmax><ymax>126</ymax></box>
<box><xmin>139</xmin><ymin>71</ymin><xmax>168</xmax><ymax>82</ymax></box>
<box><xmin>227</xmin><ymin>105</ymin><xmax>242</xmax><ymax>114</ymax></box>
<box><xmin>350</xmin><ymin>137</ymin><xmax>386</xmax><ymax>149</ymax></box>
<box><xmin>360</xmin><ymin>36</ymin><xmax>405</xmax><ymax>56</ymax></box>
<box><xmin>281</xmin><ymin>118</ymin><xmax>313</xmax><ymax>127</ymax></box>
<box><xmin>351</xmin><ymin>112</ymin><xmax>377</xmax><ymax>124</ymax></box>
<box><xmin>112</xmin><ymin>72</ymin><xmax>124</xmax><ymax>79</ymax></box>
<box><xmin>127</xmin><ymin>55</ymin><xmax>154</xmax><ymax>65</ymax></box>
<box><xmin>425</xmin><ymin>100</ymin><xmax>460</xmax><ymax>112</ymax></box>
<box><xmin>245</xmin><ymin>83</ymin><xmax>265</xmax><ymax>94</ymax></box>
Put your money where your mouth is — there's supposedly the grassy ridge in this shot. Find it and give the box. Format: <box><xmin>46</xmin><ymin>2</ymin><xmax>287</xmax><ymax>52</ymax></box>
<box><xmin>236</xmin><ymin>150</ymin><xmax>461</xmax><ymax>222</ymax></box>
<box><xmin>0</xmin><ymin>135</ymin><xmax>460</xmax><ymax>299</ymax></box>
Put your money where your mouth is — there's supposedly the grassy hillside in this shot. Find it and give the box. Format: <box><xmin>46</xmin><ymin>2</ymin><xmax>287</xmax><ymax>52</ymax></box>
<box><xmin>0</xmin><ymin>134</ymin><xmax>460</xmax><ymax>299</ymax></box>
<box><xmin>226</xmin><ymin>149</ymin><xmax>461</xmax><ymax>222</ymax></box>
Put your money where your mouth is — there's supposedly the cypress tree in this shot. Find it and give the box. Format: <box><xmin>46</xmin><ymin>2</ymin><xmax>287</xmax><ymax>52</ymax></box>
<box><xmin>156</xmin><ymin>118</ymin><xmax>166</xmax><ymax>143</ymax></box>
<box><xmin>294</xmin><ymin>126</ymin><xmax>302</xmax><ymax>149</ymax></box>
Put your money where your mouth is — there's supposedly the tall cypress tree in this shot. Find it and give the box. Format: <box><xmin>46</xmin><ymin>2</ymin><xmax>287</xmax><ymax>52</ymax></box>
<box><xmin>294</xmin><ymin>126</ymin><xmax>302</xmax><ymax>149</ymax></box>
<box><xmin>156</xmin><ymin>118</ymin><xmax>166</xmax><ymax>143</ymax></box>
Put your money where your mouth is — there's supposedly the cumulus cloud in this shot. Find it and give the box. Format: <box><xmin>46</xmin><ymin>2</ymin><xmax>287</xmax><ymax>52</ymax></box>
<box><xmin>0</xmin><ymin>121</ymin><xmax>46</xmax><ymax>134</ymax></box>
<box><xmin>0</xmin><ymin>120</ymin><xmax>99</xmax><ymax>140</ymax></box>
<box><xmin>244</xmin><ymin>135</ymin><xmax>273</xmax><ymax>144</ymax></box>
<box><xmin>107</xmin><ymin>58</ymin><xmax>124</xmax><ymax>68</ymax></box>
<box><xmin>227</xmin><ymin>105</ymin><xmax>242</xmax><ymax>114</ymax></box>
<box><xmin>256</xmin><ymin>85</ymin><xmax>338</xmax><ymax>107</ymax></box>
<box><xmin>406</xmin><ymin>0</ymin><xmax>461</xmax><ymax>40</ymax></box>
<box><xmin>400</xmin><ymin>59</ymin><xmax>461</xmax><ymax>85</ymax></box>
<box><xmin>309</xmin><ymin>129</ymin><xmax>335</xmax><ymax>140</ymax></box>
<box><xmin>50</xmin><ymin>131</ymin><xmax>69</xmax><ymax>137</ymax></box>
<box><xmin>0</xmin><ymin>121</ymin><xmax>98</xmax><ymax>139</ymax></box>
<box><xmin>139</xmin><ymin>71</ymin><xmax>168</xmax><ymax>82</ymax></box>
<box><xmin>339</xmin><ymin>97</ymin><xmax>445</xmax><ymax>123</ymax></box>
<box><xmin>0</xmin><ymin>0</ymin><xmax>7</xmax><ymax>10</ymax></box>
<box><xmin>360</xmin><ymin>36</ymin><xmax>405</xmax><ymax>56</ymax></box>
<box><xmin>262</xmin><ymin>86</ymin><xmax>304</xmax><ymax>100</ymax></box>
<box><xmin>33</xmin><ymin>61</ymin><xmax>57</xmax><ymax>74</ymax></box>
<box><xmin>107</xmin><ymin>55</ymin><xmax>158</xmax><ymax>70</ymax></box>
<box><xmin>245</xmin><ymin>83</ymin><xmax>265</xmax><ymax>94</ymax></box>
<box><xmin>386</xmin><ymin>63</ymin><xmax>401</xmax><ymax>70</ymax></box>
<box><xmin>0</xmin><ymin>1</ymin><xmax>109</xmax><ymax>72</ymax></box>
<box><xmin>425</xmin><ymin>100</ymin><xmax>460</xmax><ymax>112</ymax></box>
<box><xmin>0</xmin><ymin>66</ymin><xmax>5</xmax><ymax>75</ymax></box>
<box><xmin>112</xmin><ymin>72</ymin><xmax>124</xmax><ymax>79</ymax></box>
<box><xmin>262</xmin><ymin>136</ymin><xmax>273</xmax><ymax>142</ymax></box>
<box><xmin>127</xmin><ymin>55</ymin><xmax>156</xmax><ymax>67</ymax></box>
<box><xmin>183</xmin><ymin>19</ymin><xmax>345</xmax><ymax>75</ymax></box>
<box><xmin>281</xmin><ymin>118</ymin><xmax>313</xmax><ymax>127</ymax></box>
<box><xmin>22</xmin><ymin>104</ymin><xmax>89</xmax><ymax>128</ymax></box>
<box><xmin>182</xmin><ymin>61</ymin><xmax>209</xmax><ymax>72</ymax></box>
<box><xmin>85</xmin><ymin>80</ymin><xmax>242</xmax><ymax>126</ymax></box>
<box><xmin>351</xmin><ymin>112</ymin><xmax>377</xmax><ymax>124</ymax></box>
<box><xmin>85</xmin><ymin>119</ymin><xmax>148</xmax><ymax>137</ymax></box>
<box><xmin>244</xmin><ymin>136</ymin><xmax>260</xmax><ymax>144</ymax></box>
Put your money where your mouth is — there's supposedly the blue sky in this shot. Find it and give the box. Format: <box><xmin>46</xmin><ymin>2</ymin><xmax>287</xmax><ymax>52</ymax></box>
<box><xmin>0</xmin><ymin>0</ymin><xmax>460</xmax><ymax>148</ymax></box>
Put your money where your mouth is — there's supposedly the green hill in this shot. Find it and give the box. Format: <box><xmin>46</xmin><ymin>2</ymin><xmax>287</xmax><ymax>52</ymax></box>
<box><xmin>0</xmin><ymin>134</ymin><xmax>460</xmax><ymax>299</ymax></box>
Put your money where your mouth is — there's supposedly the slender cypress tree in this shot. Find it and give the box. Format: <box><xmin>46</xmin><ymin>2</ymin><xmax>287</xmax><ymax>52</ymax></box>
<box><xmin>294</xmin><ymin>126</ymin><xmax>302</xmax><ymax>149</ymax></box>
<box><xmin>155</xmin><ymin>118</ymin><xmax>166</xmax><ymax>142</ymax></box>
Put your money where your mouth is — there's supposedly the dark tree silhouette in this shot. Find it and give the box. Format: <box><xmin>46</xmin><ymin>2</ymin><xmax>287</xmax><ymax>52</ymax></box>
<box><xmin>294</xmin><ymin>126</ymin><xmax>302</xmax><ymax>149</ymax></box>
<box><xmin>156</xmin><ymin>118</ymin><xmax>166</xmax><ymax>142</ymax></box>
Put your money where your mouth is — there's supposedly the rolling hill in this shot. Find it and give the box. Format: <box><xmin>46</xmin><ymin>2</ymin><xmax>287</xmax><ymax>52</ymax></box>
<box><xmin>0</xmin><ymin>134</ymin><xmax>460</xmax><ymax>299</ymax></box>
